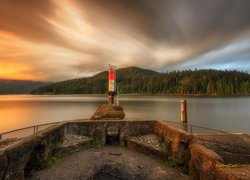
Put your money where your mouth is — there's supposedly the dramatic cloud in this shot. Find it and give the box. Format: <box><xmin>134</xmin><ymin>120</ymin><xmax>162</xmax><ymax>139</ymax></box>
<box><xmin>0</xmin><ymin>0</ymin><xmax>250</xmax><ymax>81</ymax></box>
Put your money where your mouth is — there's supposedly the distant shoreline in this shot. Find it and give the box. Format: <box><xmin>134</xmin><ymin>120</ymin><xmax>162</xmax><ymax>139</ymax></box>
<box><xmin>1</xmin><ymin>93</ymin><xmax>250</xmax><ymax>98</ymax></box>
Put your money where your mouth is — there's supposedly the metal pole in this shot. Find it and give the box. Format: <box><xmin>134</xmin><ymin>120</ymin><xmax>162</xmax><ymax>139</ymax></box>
<box><xmin>117</xmin><ymin>86</ymin><xmax>119</xmax><ymax>105</ymax></box>
<box><xmin>108</xmin><ymin>92</ymin><xmax>115</xmax><ymax>104</ymax></box>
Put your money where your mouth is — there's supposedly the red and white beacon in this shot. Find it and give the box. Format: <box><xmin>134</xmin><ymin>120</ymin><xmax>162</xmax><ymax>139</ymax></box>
<box><xmin>108</xmin><ymin>65</ymin><xmax>116</xmax><ymax>104</ymax></box>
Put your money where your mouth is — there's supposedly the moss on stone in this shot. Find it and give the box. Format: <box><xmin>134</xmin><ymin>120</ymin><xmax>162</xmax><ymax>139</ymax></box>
<box><xmin>161</xmin><ymin>159</ymin><xmax>177</xmax><ymax>168</ymax></box>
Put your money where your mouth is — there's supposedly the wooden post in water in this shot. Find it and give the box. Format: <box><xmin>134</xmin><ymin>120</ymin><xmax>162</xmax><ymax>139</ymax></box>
<box><xmin>0</xmin><ymin>134</ymin><xmax>2</xmax><ymax>140</ymax></box>
<box><xmin>181</xmin><ymin>100</ymin><xmax>188</xmax><ymax>131</ymax></box>
<box><xmin>181</xmin><ymin>100</ymin><xmax>187</xmax><ymax>123</ymax></box>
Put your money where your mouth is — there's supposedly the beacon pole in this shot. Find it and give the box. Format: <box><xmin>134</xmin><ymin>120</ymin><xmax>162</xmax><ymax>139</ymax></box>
<box><xmin>108</xmin><ymin>65</ymin><xmax>116</xmax><ymax>105</ymax></box>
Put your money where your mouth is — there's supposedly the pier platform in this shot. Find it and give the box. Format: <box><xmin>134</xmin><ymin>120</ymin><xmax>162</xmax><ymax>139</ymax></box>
<box><xmin>0</xmin><ymin>119</ymin><xmax>250</xmax><ymax>179</ymax></box>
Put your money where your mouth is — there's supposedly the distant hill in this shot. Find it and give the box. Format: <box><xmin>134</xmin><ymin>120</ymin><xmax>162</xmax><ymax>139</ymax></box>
<box><xmin>31</xmin><ymin>66</ymin><xmax>250</xmax><ymax>96</ymax></box>
<box><xmin>0</xmin><ymin>79</ymin><xmax>48</xmax><ymax>94</ymax></box>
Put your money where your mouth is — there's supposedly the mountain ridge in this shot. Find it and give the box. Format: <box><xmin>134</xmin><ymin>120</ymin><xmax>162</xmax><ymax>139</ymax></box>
<box><xmin>0</xmin><ymin>79</ymin><xmax>48</xmax><ymax>94</ymax></box>
<box><xmin>31</xmin><ymin>66</ymin><xmax>250</xmax><ymax>96</ymax></box>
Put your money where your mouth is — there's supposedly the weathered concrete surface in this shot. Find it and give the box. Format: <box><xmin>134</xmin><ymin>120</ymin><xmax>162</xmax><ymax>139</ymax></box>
<box><xmin>0</xmin><ymin>138</ymin><xmax>22</xmax><ymax>179</ymax></box>
<box><xmin>189</xmin><ymin>143</ymin><xmax>224</xmax><ymax>180</ymax></box>
<box><xmin>59</xmin><ymin>134</ymin><xmax>92</xmax><ymax>154</ymax></box>
<box><xmin>90</xmin><ymin>104</ymin><xmax>125</xmax><ymax>120</ymax></box>
<box><xmin>0</xmin><ymin>151</ymin><xmax>8</xmax><ymax>179</ymax></box>
<box><xmin>1</xmin><ymin>119</ymin><xmax>250</xmax><ymax>180</ymax></box>
<box><xmin>0</xmin><ymin>123</ymin><xmax>67</xmax><ymax>180</ymax></box>
<box><xmin>67</xmin><ymin>119</ymin><xmax>156</xmax><ymax>146</ymax></box>
<box><xmin>189</xmin><ymin>133</ymin><xmax>250</xmax><ymax>179</ymax></box>
<box><xmin>154</xmin><ymin>121</ymin><xmax>194</xmax><ymax>167</ymax></box>
<box><xmin>127</xmin><ymin>134</ymin><xmax>167</xmax><ymax>160</ymax></box>
<box><xmin>193</xmin><ymin>134</ymin><xmax>250</xmax><ymax>164</ymax></box>
<box><xmin>0</xmin><ymin>120</ymin><xmax>157</xmax><ymax>179</ymax></box>
<box><xmin>215</xmin><ymin>164</ymin><xmax>250</xmax><ymax>180</ymax></box>
<box><xmin>0</xmin><ymin>139</ymin><xmax>21</xmax><ymax>151</ymax></box>
<box><xmin>29</xmin><ymin>147</ymin><xmax>188</xmax><ymax>180</ymax></box>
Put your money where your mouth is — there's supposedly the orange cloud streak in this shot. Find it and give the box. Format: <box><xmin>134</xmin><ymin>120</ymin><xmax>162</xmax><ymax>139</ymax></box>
<box><xmin>0</xmin><ymin>30</ymin><xmax>21</xmax><ymax>40</ymax></box>
<box><xmin>0</xmin><ymin>61</ymin><xmax>40</xmax><ymax>81</ymax></box>
<box><xmin>0</xmin><ymin>31</ymin><xmax>43</xmax><ymax>81</ymax></box>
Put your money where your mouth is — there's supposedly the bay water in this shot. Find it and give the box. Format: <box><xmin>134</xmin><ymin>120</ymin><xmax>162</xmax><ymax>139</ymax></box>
<box><xmin>0</xmin><ymin>95</ymin><xmax>249</xmax><ymax>135</ymax></box>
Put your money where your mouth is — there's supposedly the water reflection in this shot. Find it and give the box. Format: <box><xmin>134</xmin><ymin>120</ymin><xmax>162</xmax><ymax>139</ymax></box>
<box><xmin>0</xmin><ymin>95</ymin><xmax>250</xmax><ymax>134</ymax></box>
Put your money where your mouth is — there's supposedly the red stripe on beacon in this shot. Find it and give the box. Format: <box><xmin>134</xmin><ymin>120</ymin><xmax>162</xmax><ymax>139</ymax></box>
<box><xmin>109</xmin><ymin>70</ymin><xmax>115</xmax><ymax>80</ymax></box>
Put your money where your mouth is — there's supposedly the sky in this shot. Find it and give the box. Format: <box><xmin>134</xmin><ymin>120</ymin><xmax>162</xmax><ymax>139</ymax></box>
<box><xmin>1</xmin><ymin>0</ymin><xmax>250</xmax><ymax>81</ymax></box>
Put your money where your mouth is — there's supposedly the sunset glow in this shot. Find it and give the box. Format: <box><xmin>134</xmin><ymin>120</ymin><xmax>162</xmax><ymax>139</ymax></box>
<box><xmin>0</xmin><ymin>62</ymin><xmax>36</xmax><ymax>80</ymax></box>
<box><xmin>1</xmin><ymin>2</ymin><xmax>250</xmax><ymax>179</ymax></box>
<box><xmin>0</xmin><ymin>0</ymin><xmax>250</xmax><ymax>81</ymax></box>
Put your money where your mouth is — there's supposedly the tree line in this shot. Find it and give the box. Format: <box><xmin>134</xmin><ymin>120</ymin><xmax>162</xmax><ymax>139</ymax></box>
<box><xmin>31</xmin><ymin>67</ymin><xmax>250</xmax><ymax>96</ymax></box>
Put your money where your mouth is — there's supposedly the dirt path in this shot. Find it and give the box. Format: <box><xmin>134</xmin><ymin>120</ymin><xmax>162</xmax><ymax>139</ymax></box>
<box><xmin>29</xmin><ymin>146</ymin><xmax>188</xmax><ymax>180</ymax></box>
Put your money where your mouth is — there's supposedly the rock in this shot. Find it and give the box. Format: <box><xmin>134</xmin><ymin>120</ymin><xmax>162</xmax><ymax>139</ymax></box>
<box><xmin>90</xmin><ymin>104</ymin><xmax>125</xmax><ymax>120</ymax></box>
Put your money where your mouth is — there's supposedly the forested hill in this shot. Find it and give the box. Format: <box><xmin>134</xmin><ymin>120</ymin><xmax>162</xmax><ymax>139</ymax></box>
<box><xmin>0</xmin><ymin>79</ymin><xmax>47</xmax><ymax>94</ymax></box>
<box><xmin>31</xmin><ymin>66</ymin><xmax>250</xmax><ymax>96</ymax></box>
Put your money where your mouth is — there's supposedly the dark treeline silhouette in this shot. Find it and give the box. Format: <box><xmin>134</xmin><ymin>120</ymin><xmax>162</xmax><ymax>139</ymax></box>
<box><xmin>31</xmin><ymin>66</ymin><xmax>250</xmax><ymax>96</ymax></box>
<box><xmin>0</xmin><ymin>79</ymin><xmax>47</xmax><ymax>94</ymax></box>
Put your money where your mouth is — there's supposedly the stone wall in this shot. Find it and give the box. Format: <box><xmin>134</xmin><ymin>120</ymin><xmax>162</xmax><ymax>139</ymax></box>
<box><xmin>67</xmin><ymin>119</ymin><xmax>156</xmax><ymax>146</ymax></box>
<box><xmin>189</xmin><ymin>133</ymin><xmax>250</xmax><ymax>179</ymax></box>
<box><xmin>0</xmin><ymin>120</ymin><xmax>156</xmax><ymax>180</ymax></box>
<box><xmin>154</xmin><ymin>121</ymin><xmax>194</xmax><ymax>167</ymax></box>
<box><xmin>189</xmin><ymin>143</ymin><xmax>223</xmax><ymax>179</ymax></box>
<box><xmin>1</xmin><ymin>119</ymin><xmax>250</xmax><ymax>180</ymax></box>
<box><xmin>193</xmin><ymin>134</ymin><xmax>250</xmax><ymax>164</ymax></box>
<box><xmin>0</xmin><ymin>123</ymin><xmax>67</xmax><ymax>180</ymax></box>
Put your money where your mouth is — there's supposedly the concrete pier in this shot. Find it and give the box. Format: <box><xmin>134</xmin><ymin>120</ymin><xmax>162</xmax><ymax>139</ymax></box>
<box><xmin>0</xmin><ymin>119</ymin><xmax>250</xmax><ymax>180</ymax></box>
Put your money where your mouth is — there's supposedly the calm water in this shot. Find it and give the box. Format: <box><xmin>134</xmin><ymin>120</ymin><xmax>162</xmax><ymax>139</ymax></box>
<box><xmin>0</xmin><ymin>95</ymin><xmax>250</xmax><ymax>134</ymax></box>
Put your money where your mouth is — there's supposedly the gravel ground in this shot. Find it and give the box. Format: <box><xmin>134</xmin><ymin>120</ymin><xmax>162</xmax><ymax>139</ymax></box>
<box><xmin>130</xmin><ymin>134</ymin><xmax>164</xmax><ymax>150</ymax></box>
<box><xmin>62</xmin><ymin>134</ymin><xmax>91</xmax><ymax>146</ymax></box>
<box><xmin>29</xmin><ymin>146</ymin><xmax>188</xmax><ymax>180</ymax></box>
